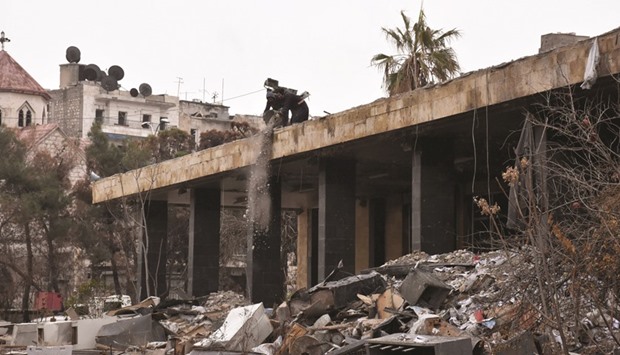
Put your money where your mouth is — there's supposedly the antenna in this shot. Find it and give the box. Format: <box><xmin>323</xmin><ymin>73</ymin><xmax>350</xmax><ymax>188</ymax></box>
<box><xmin>175</xmin><ymin>77</ymin><xmax>184</xmax><ymax>97</ymax></box>
<box><xmin>221</xmin><ymin>78</ymin><xmax>225</xmax><ymax>104</ymax></box>
<box><xmin>201</xmin><ymin>78</ymin><xmax>208</xmax><ymax>102</ymax></box>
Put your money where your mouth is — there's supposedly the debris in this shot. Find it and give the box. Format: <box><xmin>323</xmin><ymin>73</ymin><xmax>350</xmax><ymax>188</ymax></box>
<box><xmin>6</xmin><ymin>247</ymin><xmax>620</xmax><ymax>354</ymax></box>
<box><xmin>26</xmin><ymin>345</ymin><xmax>72</xmax><ymax>355</ymax></box>
<box><xmin>399</xmin><ymin>268</ymin><xmax>452</xmax><ymax>309</ymax></box>
<box><xmin>366</xmin><ymin>333</ymin><xmax>473</xmax><ymax>354</ymax></box>
<box><xmin>306</xmin><ymin>271</ymin><xmax>386</xmax><ymax>310</ymax></box>
<box><xmin>95</xmin><ymin>313</ymin><xmax>166</xmax><ymax>349</ymax></box>
<box><xmin>376</xmin><ymin>288</ymin><xmax>404</xmax><ymax>319</ymax></box>
<box><xmin>490</xmin><ymin>331</ymin><xmax>537</xmax><ymax>355</ymax></box>
<box><xmin>193</xmin><ymin>303</ymin><xmax>273</xmax><ymax>352</ymax></box>
<box><xmin>289</xmin><ymin>335</ymin><xmax>330</xmax><ymax>355</ymax></box>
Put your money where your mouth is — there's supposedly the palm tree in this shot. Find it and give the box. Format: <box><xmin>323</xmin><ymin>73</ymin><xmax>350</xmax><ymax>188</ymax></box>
<box><xmin>372</xmin><ymin>8</ymin><xmax>461</xmax><ymax>96</ymax></box>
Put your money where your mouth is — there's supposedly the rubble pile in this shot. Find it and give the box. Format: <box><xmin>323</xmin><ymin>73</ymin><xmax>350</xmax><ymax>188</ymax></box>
<box><xmin>3</xmin><ymin>249</ymin><xmax>620</xmax><ymax>354</ymax></box>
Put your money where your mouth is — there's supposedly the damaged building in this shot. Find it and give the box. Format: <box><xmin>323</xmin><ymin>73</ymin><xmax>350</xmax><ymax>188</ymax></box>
<box><xmin>91</xmin><ymin>27</ymin><xmax>620</xmax><ymax>315</ymax></box>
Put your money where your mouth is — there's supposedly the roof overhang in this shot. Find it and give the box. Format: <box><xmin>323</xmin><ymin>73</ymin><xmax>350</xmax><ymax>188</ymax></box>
<box><xmin>92</xmin><ymin>28</ymin><xmax>620</xmax><ymax>204</ymax></box>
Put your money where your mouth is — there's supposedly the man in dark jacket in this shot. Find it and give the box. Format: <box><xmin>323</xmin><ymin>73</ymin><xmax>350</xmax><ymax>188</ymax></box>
<box><xmin>264</xmin><ymin>89</ymin><xmax>284</xmax><ymax>113</ymax></box>
<box><xmin>276</xmin><ymin>88</ymin><xmax>309</xmax><ymax>126</ymax></box>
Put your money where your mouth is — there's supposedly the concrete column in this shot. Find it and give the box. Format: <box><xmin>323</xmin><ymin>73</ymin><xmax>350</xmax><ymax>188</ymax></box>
<box><xmin>247</xmin><ymin>178</ymin><xmax>283</xmax><ymax>306</ymax></box>
<box><xmin>296</xmin><ymin>209</ymin><xmax>310</xmax><ymax>290</ymax></box>
<box><xmin>188</xmin><ymin>188</ymin><xmax>221</xmax><ymax>297</ymax></box>
<box><xmin>140</xmin><ymin>200</ymin><xmax>168</xmax><ymax>300</ymax></box>
<box><xmin>355</xmin><ymin>200</ymin><xmax>370</xmax><ymax>273</ymax></box>
<box><xmin>411</xmin><ymin>144</ymin><xmax>456</xmax><ymax>254</ymax></box>
<box><xmin>385</xmin><ymin>195</ymin><xmax>403</xmax><ymax>261</ymax></box>
<box><xmin>318</xmin><ymin>159</ymin><xmax>356</xmax><ymax>279</ymax></box>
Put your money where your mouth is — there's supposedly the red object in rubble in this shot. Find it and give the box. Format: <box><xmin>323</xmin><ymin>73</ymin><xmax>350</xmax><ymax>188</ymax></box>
<box><xmin>474</xmin><ymin>309</ymin><xmax>485</xmax><ymax>322</ymax></box>
<box><xmin>35</xmin><ymin>291</ymin><xmax>63</xmax><ymax>312</ymax></box>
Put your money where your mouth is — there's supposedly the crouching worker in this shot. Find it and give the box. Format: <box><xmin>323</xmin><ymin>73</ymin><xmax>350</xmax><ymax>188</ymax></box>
<box><xmin>276</xmin><ymin>88</ymin><xmax>309</xmax><ymax>126</ymax></box>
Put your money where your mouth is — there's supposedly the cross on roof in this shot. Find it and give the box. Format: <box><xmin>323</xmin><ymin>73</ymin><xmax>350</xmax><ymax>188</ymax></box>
<box><xmin>0</xmin><ymin>31</ymin><xmax>11</xmax><ymax>50</ymax></box>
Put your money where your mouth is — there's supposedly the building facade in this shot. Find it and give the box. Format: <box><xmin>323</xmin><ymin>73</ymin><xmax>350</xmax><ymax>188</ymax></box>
<box><xmin>49</xmin><ymin>63</ymin><xmax>180</xmax><ymax>141</ymax></box>
<box><xmin>0</xmin><ymin>50</ymin><xmax>51</xmax><ymax>128</ymax></box>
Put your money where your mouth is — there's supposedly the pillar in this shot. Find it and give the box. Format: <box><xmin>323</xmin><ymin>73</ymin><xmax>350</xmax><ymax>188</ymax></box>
<box><xmin>247</xmin><ymin>178</ymin><xmax>283</xmax><ymax>306</ymax></box>
<box><xmin>411</xmin><ymin>144</ymin><xmax>455</xmax><ymax>254</ymax></box>
<box><xmin>385</xmin><ymin>195</ymin><xmax>404</xmax><ymax>261</ymax></box>
<box><xmin>188</xmin><ymin>188</ymin><xmax>221</xmax><ymax>297</ymax></box>
<box><xmin>318</xmin><ymin>159</ymin><xmax>356</xmax><ymax>279</ymax></box>
<box><xmin>296</xmin><ymin>209</ymin><xmax>310</xmax><ymax>290</ymax></box>
<box><xmin>140</xmin><ymin>200</ymin><xmax>168</xmax><ymax>300</ymax></box>
<box><xmin>355</xmin><ymin>199</ymin><xmax>370</xmax><ymax>273</ymax></box>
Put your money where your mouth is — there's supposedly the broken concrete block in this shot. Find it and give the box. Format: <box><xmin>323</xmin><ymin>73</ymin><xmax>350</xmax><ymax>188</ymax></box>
<box><xmin>399</xmin><ymin>268</ymin><xmax>452</xmax><ymax>309</ymax></box>
<box><xmin>11</xmin><ymin>323</ymin><xmax>38</xmax><ymax>346</ymax></box>
<box><xmin>376</xmin><ymin>288</ymin><xmax>405</xmax><ymax>319</ymax></box>
<box><xmin>96</xmin><ymin>314</ymin><xmax>166</xmax><ymax>349</ymax></box>
<box><xmin>367</xmin><ymin>333</ymin><xmax>472</xmax><ymax>355</ymax></box>
<box><xmin>194</xmin><ymin>303</ymin><xmax>273</xmax><ymax>352</ymax></box>
<box><xmin>308</xmin><ymin>271</ymin><xmax>386</xmax><ymax>310</ymax></box>
<box><xmin>275</xmin><ymin>302</ymin><xmax>291</xmax><ymax>323</ymax></box>
<box><xmin>39</xmin><ymin>321</ymin><xmax>75</xmax><ymax>346</ymax></box>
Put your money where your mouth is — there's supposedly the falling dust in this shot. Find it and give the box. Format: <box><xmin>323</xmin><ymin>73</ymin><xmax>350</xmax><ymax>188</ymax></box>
<box><xmin>246</xmin><ymin>113</ymin><xmax>279</xmax><ymax>233</ymax></box>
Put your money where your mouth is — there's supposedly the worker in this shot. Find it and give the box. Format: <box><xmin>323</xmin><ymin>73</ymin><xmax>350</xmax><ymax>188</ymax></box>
<box><xmin>264</xmin><ymin>89</ymin><xmax>284</xmax><ymax>113</ymax></box>
<box><xmin>275</xmin><ymin>88</ymin><xmax>309</xmax><ymax>126</ymax></box>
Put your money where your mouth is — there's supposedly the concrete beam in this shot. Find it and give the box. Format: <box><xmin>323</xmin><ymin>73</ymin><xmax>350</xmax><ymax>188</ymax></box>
<box><xmin>92</xmin><ymin>30</ymin><xmax>620</xmax><ymax>203</ymax></box>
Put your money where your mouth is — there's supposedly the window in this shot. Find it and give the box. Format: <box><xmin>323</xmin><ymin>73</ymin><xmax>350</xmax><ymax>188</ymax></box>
<box><xmin>95</xmin><ymin>109</ymin><xmax>104</xmax><ymax>123</ymax></box>
<box><xmin>17</xmin><ymin>102</ymin><xmax>34</xmax><ymax>127</ymax></box>
<box><xmin>159</xmin><ymin>117</ymin><xmax>168</xmax><ymax>130</ymax></box>
<box><xmin>190</xmin><ymin>128</ymin><xmax>197</xmax><ymax>140</ymax></box>
<box><xmin>118</xmin><ymin>111</ymin><xmax>127</xmax><ymax>126</ymax></box>
<box><xmin>0</xmin><ymin>109</ymin><xmax>2</xmax><ymax>126</ymax></box>
<box><xmin>142</xmin><ymin>114</ymin><xmax>151</xmax><ymax>123</ymax></box>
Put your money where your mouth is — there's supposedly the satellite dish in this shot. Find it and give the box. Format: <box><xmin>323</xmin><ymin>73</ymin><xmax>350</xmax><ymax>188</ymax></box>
<box><xmin>66</xmin><ymin>46</ymin><xmax>81</xmax><ymax>63</ymax></box>
<box><xmin>130</xmin><ymin>88</ymin><xmax>139</xmax><ymax>97</ymax></box>
<box><xmin>78</xmin><ymin>64</ymin><xmax>87</xmax><ymax>81</ymax></box>
<box><xmin>83</xmin><ymin>64</ymin><xmax>101</xmax><ymax>81</ymax></box>
<box><xmin>101</xmin><ymin>75</ymin><xmax>119</xmax><ymax>92</ymax></box>
<box><xmin>108</xmin><ymin>65</ymin><xmax>124</xmax><ymax>81</ymax></box>
<box><xmin>96</xmin><ymin>69</ymin><xmax>106</xmax><ymax>82</ymax></box>
<box><xmin>139</xmin><ymin>83</ymin><xmax>152</xmax><ymax>97</ymax></box>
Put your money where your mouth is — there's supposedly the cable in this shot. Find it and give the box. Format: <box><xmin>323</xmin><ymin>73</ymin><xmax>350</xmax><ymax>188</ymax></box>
<box><xmin>222</xmin><ymin>88</ymin><xmax>264</xmax><ymax>102</ymax></box>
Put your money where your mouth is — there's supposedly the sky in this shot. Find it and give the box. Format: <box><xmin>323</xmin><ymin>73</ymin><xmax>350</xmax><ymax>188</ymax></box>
<box><xmin>2</xmin><ymin>1</ymin><xmax>620</xmax><ymax>116</ymax></box>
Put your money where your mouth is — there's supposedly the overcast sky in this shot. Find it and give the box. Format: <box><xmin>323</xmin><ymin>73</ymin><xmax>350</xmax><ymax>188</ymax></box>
<box><xmin>2</xmin><ymin>1</ymin><xmax>619</xmax><ymax>116</ymax></box>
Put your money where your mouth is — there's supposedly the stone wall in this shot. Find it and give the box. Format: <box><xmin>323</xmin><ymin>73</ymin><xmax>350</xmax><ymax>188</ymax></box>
<box><xmin>49</xmin><ymin>85</ymin><xmax>84</xmax><ymax>138</ymax></box>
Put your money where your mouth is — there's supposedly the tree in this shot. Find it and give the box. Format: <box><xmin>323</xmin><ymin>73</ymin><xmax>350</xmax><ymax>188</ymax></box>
<box><xmin>79</xmin><ymin>123</ymin><xmax>196</xmax><ymax>300</ymax></box>
<box><xmin>371</xmin><ymin>7</ymin><xmax>461</xmax><ymax>96</ymax></box>
<box><xmin>0</xmin><ymin>128</ymin><xmax>74</xmax><ymax>320</ymax></box>
<box><xmin>79</xmin><ymin>121</ymin><xmax>135</xmax><ymax>297</ymax></box>
<box><xmin>478</xmin><ymin>89</ymin><xmax>620</xmax><ymax>354</ymax></box>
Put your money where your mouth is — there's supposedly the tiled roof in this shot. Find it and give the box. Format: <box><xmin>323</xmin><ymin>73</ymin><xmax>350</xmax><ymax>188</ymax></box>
<box><xmin>0</xmin><ymin>50</ymin><xmax>51</xmax><ymax>100</ymax></box>
<box><xmin>15</xmin><ymin>123</ymin><xmax>59</xmax><ymax>148</ymax></box>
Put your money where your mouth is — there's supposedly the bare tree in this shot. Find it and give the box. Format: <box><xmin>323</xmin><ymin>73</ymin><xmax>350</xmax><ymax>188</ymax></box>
<box><xmin>478</xmin><ymin>88</ymin><xmax>620</xmax><ymax>353</ymax></box>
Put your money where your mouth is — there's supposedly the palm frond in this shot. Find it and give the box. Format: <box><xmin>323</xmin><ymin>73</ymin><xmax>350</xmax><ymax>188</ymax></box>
<box><xmin>373</xmin><ymin>6</ymin><xmax>461</xmax><ymax>95</ymax></box>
